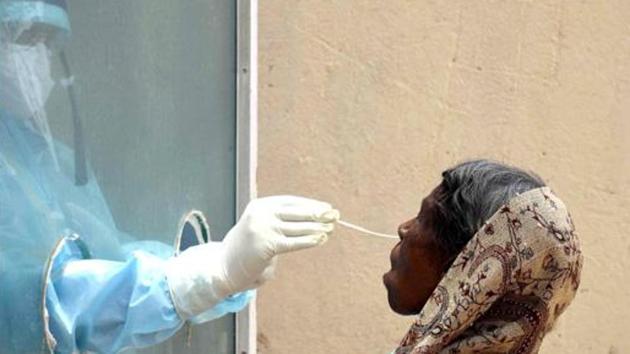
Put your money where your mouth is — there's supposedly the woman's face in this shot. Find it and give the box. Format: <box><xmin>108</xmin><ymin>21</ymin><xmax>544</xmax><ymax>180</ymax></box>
<box><xmin>383</xmin><ymin>185</ymin><xmax>451</xmax><ymax>315</ymax></box>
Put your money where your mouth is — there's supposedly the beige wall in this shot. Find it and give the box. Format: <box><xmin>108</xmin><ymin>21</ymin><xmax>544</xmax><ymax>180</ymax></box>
<box><xmin>257</xmin><ymin>1</ymin><xmax>630</xmax><ymax>353</ymax></box>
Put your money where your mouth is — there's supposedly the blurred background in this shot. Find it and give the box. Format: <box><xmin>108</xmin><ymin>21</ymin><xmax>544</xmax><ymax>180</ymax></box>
<box><xmin>256</xmin><ymin>1</ymin><xmax>630</xmax><ymax>353</ymax></box>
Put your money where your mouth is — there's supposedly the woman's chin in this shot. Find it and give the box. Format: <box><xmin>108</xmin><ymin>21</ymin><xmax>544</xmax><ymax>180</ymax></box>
<box><xmin>383</xmin><ymin>278</ymin><xmax>408</xmax><ymax>314</ymax></box>
<box><xmin>388</xmin><ymin>299</ymin><xmax>418</xmax><ymax>315</ymax></box>
<box><xmin>384</xmin><ymin>282</ymin><xmax>423</xmax><ymax>315</ymax></box>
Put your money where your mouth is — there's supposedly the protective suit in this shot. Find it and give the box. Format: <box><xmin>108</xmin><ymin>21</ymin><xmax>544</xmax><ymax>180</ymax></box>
<box><xmin>0</xmin><ymin>2</ymin><xmax>338</xmax><ymax>353</ymax></box>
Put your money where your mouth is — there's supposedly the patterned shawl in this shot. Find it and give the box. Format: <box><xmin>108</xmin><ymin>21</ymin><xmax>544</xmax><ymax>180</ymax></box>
<box><xmin>395</xmin><ymin>187</ymin><xmax>583</xmax><ymax>354</ymax></box>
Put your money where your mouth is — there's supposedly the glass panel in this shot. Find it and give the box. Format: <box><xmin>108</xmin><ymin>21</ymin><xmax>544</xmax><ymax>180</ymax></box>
<box><xmin>44</xmin><ymin>1</ymin><xmax>237</xmax><ymax>353</ymax></box>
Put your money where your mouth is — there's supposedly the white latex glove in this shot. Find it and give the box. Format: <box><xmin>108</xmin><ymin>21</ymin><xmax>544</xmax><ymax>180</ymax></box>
<box><xmin>165</xmin><ymin>196</ymin><xmax>339</xmax><ymax>319</ymax></box>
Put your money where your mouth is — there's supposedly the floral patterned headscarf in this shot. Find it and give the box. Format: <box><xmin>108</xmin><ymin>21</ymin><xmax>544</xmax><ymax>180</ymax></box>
<box><xmin>395</xmin><ymin>187</ymin><xmax>583</xmax><ymax>354</ymax></box>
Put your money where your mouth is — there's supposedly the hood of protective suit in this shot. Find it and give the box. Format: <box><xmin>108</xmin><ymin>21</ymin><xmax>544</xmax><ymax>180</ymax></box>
<box><xmin>0</xmin><ymin>0</ymin><xmax>70</xmax><ymax>37</ymax></box>
<box><xmin>395</xmin><ymin>187</ymin><xmax>583</xmax><ymax>354</ymax></box>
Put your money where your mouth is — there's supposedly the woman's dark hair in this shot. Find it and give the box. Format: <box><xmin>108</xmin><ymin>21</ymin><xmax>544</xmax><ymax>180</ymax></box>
<box><xmin>434</xmin><ymin>159</ymin><xmax>545</xmax><ymax>260</ymax></box>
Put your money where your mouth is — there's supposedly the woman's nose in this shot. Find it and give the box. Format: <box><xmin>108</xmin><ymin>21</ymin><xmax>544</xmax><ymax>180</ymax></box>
<box><xmin>397</xmin><ymin>220</ymin><xmax>412</xmax><ymax>239</ymax></box>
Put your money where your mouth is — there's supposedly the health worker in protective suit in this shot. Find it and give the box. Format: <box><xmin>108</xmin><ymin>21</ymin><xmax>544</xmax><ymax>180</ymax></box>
<box><xmin>0</xmin><ymin>1</ymin><xmax>339</xmax><ymax>353</ymax></box>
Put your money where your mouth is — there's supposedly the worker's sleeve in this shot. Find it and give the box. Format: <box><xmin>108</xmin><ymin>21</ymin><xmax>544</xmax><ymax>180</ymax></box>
<box><xmin>45</xmin><ymin>250</ymin><xmax>254</xmax><ymax>354</ymax></box>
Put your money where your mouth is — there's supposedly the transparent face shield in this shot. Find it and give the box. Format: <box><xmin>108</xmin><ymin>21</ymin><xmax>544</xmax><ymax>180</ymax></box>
<box><xmin>0</xmin><ymin>11</ymin><xmax>87</xmax><ymax>184</ymax></box>
<box><xmin>1</xmin><ymin>21</ymin><xmax>59</xmax><ymax>167</ymax></box>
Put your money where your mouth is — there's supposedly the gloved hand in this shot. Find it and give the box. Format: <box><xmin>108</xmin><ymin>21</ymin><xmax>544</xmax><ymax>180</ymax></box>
<box><xmin>165</xmin><ymin>196</ymin><xmax>339</xmax><ymax>319</ymax></box>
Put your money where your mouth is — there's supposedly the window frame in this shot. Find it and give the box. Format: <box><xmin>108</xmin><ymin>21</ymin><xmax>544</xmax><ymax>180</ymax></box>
<box><xmin>235</xmin><ymin>0</ymin><xmax>258</xmax><ymax>352</ymax></box>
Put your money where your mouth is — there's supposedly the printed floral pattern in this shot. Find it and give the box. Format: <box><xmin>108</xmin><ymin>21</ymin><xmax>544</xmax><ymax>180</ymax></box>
<box><xmin>395</xmin><ymin>187</ymin><xmax>582</xmax><ymax>354</ymax></box>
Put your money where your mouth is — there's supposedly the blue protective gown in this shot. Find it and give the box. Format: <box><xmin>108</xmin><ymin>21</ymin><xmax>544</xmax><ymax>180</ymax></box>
<box><xmin>0</xmin><ymin>109</ymin><xmax>252</xmax><ymax>354</ymax></box>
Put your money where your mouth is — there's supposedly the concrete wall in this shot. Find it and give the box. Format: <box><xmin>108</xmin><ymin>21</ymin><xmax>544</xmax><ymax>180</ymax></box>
<box><xmin>257</xmin><ymin>1</ymin><xmax>630</xmax><ymax>353</ymax></box>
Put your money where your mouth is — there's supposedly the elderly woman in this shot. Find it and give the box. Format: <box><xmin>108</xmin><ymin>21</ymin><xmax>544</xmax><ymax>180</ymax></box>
<box><xmin>385</xmin><ymin>160</ymin><xmax>583</xmax><ymax>353</ymax></box>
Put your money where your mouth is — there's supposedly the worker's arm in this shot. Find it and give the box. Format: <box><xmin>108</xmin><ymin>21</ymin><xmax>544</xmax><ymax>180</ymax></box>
<box><xmin>47</xmin><ymin>196</ymin><xmax>338</xmax><ymax>354</ymax></box>
<box><xmin>46</xmin><ymin>250</ymin><xmax>253</xmax><ymax>354</ymax></box>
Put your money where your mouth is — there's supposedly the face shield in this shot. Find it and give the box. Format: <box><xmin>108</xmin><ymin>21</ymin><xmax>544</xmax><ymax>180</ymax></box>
<box><xmin>0</xmin><ymin>1</ymin><xmax>87</xmax><ymax>182</ymax></box>
<box><xmin>0</xmin><ymin>36</ymin><xmax>55</xmax><ymax>133</ymax></box>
